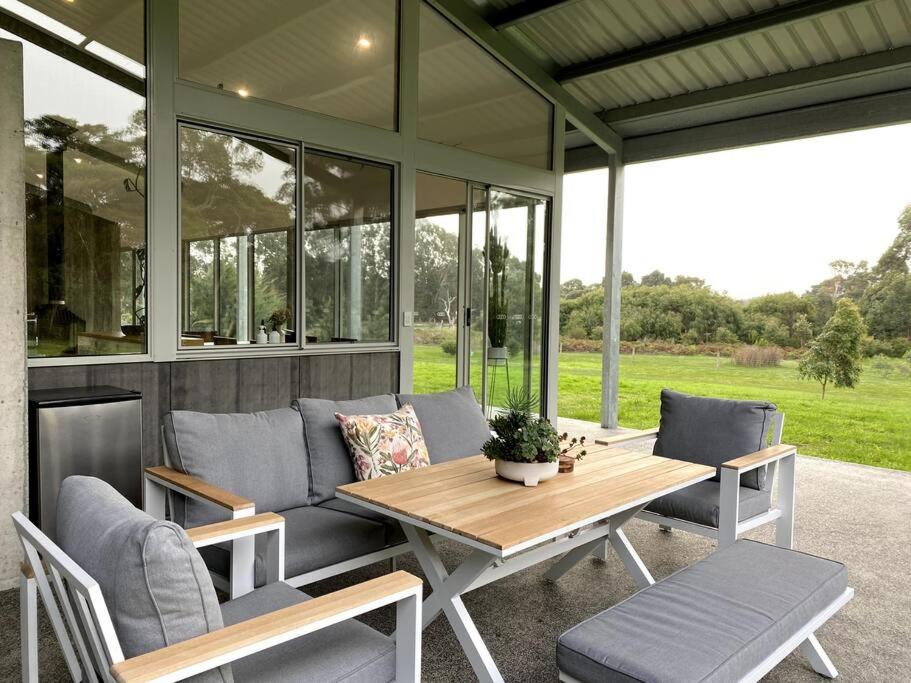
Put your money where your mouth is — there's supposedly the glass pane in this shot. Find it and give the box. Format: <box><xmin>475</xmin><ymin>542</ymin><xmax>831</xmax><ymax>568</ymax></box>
<box><xmin>468</xmin><ymin>187</ymin><xmax>488</xmax><ymax>404</ymax></box>
<box><xmin>180</xmin><ymin>126</ymin><xmax>296</xmax><ymax>347</ymax></box>
<box><xmin>304</xmin><ymin>151</ymin><xmax>393</xmax><ymax>343</ymax></box>
<box><xmin>5</xmin><ymin>1</ymin><xmax>147</xmax><ymax>358</ymax></box>
<box><xmin>179</xmin><ymin>0</ymin><xmax>398</xmax><ymax>130</ymax></box>
<box><xmin>418</xmin><ymin>3</ymin><xmax>552</xmax><ymax>169</ymax></box>
<box><xmin>413</xmin><ymin>173</ymin><xmax>466</xmax><ymax>392</ymax></box>
<box><xmin>487</xmin><ymin>190</ymin><xmax>548</xmax><ymax>413</ymax></box>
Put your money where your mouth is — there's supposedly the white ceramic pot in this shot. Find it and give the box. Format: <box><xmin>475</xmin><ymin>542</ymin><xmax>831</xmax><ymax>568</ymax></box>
<box><xmin>495</xmin><ymin>459</ymin><xmax>559</xmax><ymax>487</ymax></box>
<box><xmin>268</xmin><ymin>330</ymin><xmax>282</xmax><ymax>344</ymax></box>
<box><xmin>488</xmin><ymin>346</ymin><xmax>508</xmax><ymax>361</ymax></box>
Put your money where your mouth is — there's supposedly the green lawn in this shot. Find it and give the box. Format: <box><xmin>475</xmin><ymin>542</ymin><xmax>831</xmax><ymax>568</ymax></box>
<box><xmin>415</xmin><ymin>344</ymin><xmax>911</xmax><ymax>472</ymax></box>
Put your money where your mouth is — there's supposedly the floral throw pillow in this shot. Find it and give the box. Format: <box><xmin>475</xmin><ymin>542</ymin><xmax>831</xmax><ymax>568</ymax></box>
<box><xmin>335</xmin><ymin>404</ymin><xmax>431</xmax><ymax>481</ymax></box>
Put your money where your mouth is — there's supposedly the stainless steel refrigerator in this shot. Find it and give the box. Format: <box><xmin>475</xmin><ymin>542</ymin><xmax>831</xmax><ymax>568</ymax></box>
<box><xmin>28</xmin><ymin>386</ymin><xmax>142</xmax><ymax>540</ymax></box>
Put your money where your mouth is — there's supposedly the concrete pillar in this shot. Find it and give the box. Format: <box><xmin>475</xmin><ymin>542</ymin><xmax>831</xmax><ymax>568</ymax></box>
<box><xmin>0</xmin><ymin>38</ymin><xmax>28</xmax><ymax>590</ymax></box>
<box><xmin>601</xmin><ymin>155</ymin><xmax>624</xmax><ymax>429</ymax></box>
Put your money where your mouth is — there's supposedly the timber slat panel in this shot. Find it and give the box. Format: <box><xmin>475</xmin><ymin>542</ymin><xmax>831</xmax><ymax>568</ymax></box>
<box><xmin>338</xmin><ymin>448</ymin><xmax>715</xmax><ymax>551</ymax></box>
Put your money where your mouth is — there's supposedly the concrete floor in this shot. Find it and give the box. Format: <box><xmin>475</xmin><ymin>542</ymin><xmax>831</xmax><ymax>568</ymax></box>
<box><xmin>2</xmin><ymin>423</ymin><xmax>909</xmax><ymax>681</ymax></box>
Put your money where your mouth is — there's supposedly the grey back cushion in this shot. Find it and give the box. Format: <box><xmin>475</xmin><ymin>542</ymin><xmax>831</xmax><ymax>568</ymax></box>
<box><xmin>293</xmin><ymin>394</ymin><xmax>398</xmax><ymax>504</ymax></box>
<box><xmin>57</xmin><ymin>476</ymin><xmax>231</xmax><ymax>682</ymax></box>
<box><xmin>653</xmin><ymin>389</ymin><xmax>776</xmax><ymax>490</ymax></box>
<box><xmin>395</xmin><ymin>386</ymin><xmax>491</xmax><ymax>464</ymax></box>
<box><xmin>163</xmin><ymin>408</ymin><xmax>310</xmax><ymax>527</ymax></box>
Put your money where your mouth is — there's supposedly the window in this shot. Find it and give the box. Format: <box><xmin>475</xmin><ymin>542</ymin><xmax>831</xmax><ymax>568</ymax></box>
<box><xmin>418</xmin><ymin>3</ymin><xmax>552</xmax><ymax>169</ymax></box>
<box><xmin>304</xmin><ymin>151</ymin><xmax>394</xmax><ymax>344</ymax></box>
<box><xmin>2</xmin><ymin>0</ymin><xmax>147</xmax><ymax>358</ymax></box>
<box><xmin>178</xmin><ymin>0</ymin><xmax>398</xmax><ymax>130</ymax></box>
<box><xmin>179</xmin><ymin>126</ymin><xmax>297</xmax><ymax>347</ymax></box>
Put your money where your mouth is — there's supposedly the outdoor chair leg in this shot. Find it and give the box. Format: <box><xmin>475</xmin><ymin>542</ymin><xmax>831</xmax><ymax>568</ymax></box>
<box><xmin>659</xmin><ymin>525</ymin><xmax>672</xmax><ymax>533</ymax></box>
<box><xmin>799</xmin><ymin>634</ymin><xmax>838</xmax><ymax>678</ymax></box>
<box><xmin>776</xmin><ymin>453</ymin><xmax>796</xmax><ymax>549</ymax></box>
<box><xmin>20</xmin><ymin>572</ymin><xmax>37</xmax><ymax>683</ymax></box>
<box><xmin>718</xmin><ymin>468</ymin><xmax>740</xmax><ymax>549</ymax></box>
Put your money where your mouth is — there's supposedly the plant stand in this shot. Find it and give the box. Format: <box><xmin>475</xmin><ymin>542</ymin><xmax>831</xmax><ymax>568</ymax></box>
<box><xmin>486</xmin><ymin>355</ymin><xmax>510</xmax><ymax>418</ymax></box>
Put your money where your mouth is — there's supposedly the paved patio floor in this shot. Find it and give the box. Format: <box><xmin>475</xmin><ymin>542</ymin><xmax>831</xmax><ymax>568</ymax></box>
<box><xmin>1</xmin><ymin>421</ymin><xmax>908</xmax><ymax>681</ymax></box>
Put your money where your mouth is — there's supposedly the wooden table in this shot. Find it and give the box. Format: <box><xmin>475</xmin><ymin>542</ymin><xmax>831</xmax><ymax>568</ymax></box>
<box><xmin>337</xmin><ymin>445</ymin><xmax>715</xmax><ymax>683</ymax></box>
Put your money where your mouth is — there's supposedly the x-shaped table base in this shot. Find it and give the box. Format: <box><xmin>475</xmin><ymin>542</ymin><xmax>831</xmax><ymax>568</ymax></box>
<box><xmin>400</xmin><ymin>503</ymin><xmax>653</xmax><ymax>683</ymax></box>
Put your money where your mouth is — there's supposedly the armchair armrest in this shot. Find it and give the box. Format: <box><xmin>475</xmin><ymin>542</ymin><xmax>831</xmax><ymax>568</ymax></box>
<box><xmin>595</xmin><ymin>427</ymin><xmax>659</xmax><ymax>447</ymax></box>
<box><xmin>144</xmin><ymin>466</ymin><xmax>255</xmax><ymax>515</ymax></box>
<box><xmin>722</xmin><ymin>444</ymin><xmax>797</xmax><ymax>474</ymax></box>
<box><xmin>186</xmin><ymin>512</ymin><xmax>284</xmax><ymax>548</ymax></box>
<box><xmin>110</xmin><ymin>571</ymin><xmax>423</xmax><ymax>683</ymax></box>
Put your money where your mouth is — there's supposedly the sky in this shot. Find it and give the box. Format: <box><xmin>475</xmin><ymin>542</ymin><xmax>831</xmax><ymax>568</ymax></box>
<box><xmin>561</xmin><ymin>123</ymin><xmax>911</xmax><ymax>300</ymax></box>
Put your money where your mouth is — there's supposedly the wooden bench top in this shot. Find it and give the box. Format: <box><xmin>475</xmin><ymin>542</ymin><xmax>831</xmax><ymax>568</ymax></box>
<box><xmin>338</xmin><ymin>446</ymin><xmax>715</xmax><ymax>553</ymax></box>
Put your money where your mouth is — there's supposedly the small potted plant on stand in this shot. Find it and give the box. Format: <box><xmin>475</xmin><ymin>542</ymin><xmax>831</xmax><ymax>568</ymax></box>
<box><xmin>268</xmin><ymin>308</ymin><xmax>291</xmax><ymax>344</ymax></box>
<box><xmin>487</xmin><ymin>233</ymin><xmax>509</xmax><ymax>361</ymax></box>
<box><xmin>483</xmin><ymin>389</ymin><xmax>561</xmax><ymax>486</ymax></box>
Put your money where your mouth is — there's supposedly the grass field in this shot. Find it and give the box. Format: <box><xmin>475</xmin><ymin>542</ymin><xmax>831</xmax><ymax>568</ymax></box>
<box><xmin>414</xmin><ymin>345</ymin><xmax>911</xmax><ymax>472</ymax></box>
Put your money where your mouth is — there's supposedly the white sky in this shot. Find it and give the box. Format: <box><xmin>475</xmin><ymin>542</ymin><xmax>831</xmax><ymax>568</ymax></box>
<box><xmin>561</xmin><ymin>123</ymin><xmax>911</xmax><ymax>299</ymax></box>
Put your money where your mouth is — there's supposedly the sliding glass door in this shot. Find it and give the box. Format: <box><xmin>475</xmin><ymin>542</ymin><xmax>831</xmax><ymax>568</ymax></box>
<box><xmin>413</xmin><ymin>174</ymin><xmax>549</xmax><ymax>414</ymax></box>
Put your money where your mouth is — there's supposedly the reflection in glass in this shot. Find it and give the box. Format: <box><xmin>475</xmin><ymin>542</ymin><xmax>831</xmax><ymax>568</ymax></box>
<box><xmin>412</xmin><ymin>172</ymin><xmax>466</xmax><ymax>392</ymax></box>
<box><xmin>179</xmin><ymin>126</ymin><xmax>296</xmax><ymax>347</ymax></box>
<box><xmin>304</xmin><ymin>151</ymin><xmax>393</xmax><ymax>343</ymax></box>
<box><xmin>179</xmin><ymin>0</ymin><xmax>398</xmax><ymax>130</ymax></box>
<box><xmin>5</xmin><ymin>0</ymin><xmax>147</xmax><ymax>358</ymax></box>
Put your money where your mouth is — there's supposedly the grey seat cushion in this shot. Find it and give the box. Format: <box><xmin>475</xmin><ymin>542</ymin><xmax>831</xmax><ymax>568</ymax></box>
<box><xmin>395</xmin><ymin>386</ymin><xmax>491</xmax><ymax>463</ymax></box>
<box><xmin>557</xmin><ymin>540</ymin><xmax>848</xmax><ymax>683</ymax></box>
<box><xmin>56</xmin><ymin>477</ymin><xmax>231</xmax><ymax>682</ymax></box>
<box><xmin>319</xmin><ymin>497</ymin><xmax>406</xmax><ymax>546</ymax></box>
<box><xmin>293</xmin><ymin>394</ymin><xmax>398</xmax><ymax>503</ymax></box>
<box><xmin>221</xmin><ymin>582</ymin><xmax>395</xmax><ymax>682</ymax></box>
<box><xmin>163</xmin><ymin>408</ymin><xmax>310</xmax><ymax>526</ymax></box>
<box><xmin>646</xmin><ymin>480</ymin><xmax>772</xmax><ymax>529</ymax></box>
<box><xmin>654</xmin><ymin>389</ymin><xmax>777</xmax><ymax>490</ymax></box>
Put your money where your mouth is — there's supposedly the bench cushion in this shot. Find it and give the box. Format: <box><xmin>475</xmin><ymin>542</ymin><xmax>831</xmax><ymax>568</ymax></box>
<box><xmin>395</xmin><ymin>386</ymin><xmax>491</xmax><ymax>463</ymax></box>
<box><xmin>164</xmin><ymin>408</ymin><xmax>310</xmax><ymax>527</ymax></box>
<box><xmin>319</xmin><ymin>497</ymin><xmax>406</xmax><ymax>546</ymax></box>
<box><xmin>653</xmin><ymin>389</ymin><xmax>776</xmax><ymax>490</ymax></box>
<box><xmin>57</xmin><ymin>477</ymin><xmax>231</xmax><ymax>682</ymax></box>
<box><xmin>557</xmin><ymin>540</ymin><xmax>848</xmax><ymax>683</ymax></box>
<box><xmin>293</xmin><ymin>395</ymin><xmax>398</xmax><ymax>503</ymax></box>
<box><xmin>221</xmin><ymin>582</ymin><xmax>395</xmax><ymax>683</ymax></box>
<box><xmin>646</xmin><ymin>480</ymin><xmax>772</xmax><ymax>529</ymax></box>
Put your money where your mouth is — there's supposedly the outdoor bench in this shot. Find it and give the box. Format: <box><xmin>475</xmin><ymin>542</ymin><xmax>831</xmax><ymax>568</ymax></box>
<box><xmin>557</xmin><ymin>539</ymin><xmax>852</xmax><ymax>683</ymax></box>
<box><xmin>143</xmin><ymin>386</ymin><xmax>492</xmax><ymax>597</ymax></box>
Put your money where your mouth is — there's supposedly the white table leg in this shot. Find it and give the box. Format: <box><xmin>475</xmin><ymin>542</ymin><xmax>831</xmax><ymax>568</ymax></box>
<box><xmin>799</xmin><ymin>633</ymin><xmax>838</xmax><ymax>678</ymax></box>
<box><xmin>609</xmin><ymin>528</ymin><xmax>654</xmax><ymax>589</ymax></box>
<box><xmin>545</xmin><ymin>534</ymin><xmax>610</xmax><ymax>581</ymax></box>
<box><xmin>401</xmin><ymin>524</ymin><xmax>503</xmax><ymax>683</ymax></box>
<box><xmin>20</xmin><ymin>573</ymin><xmax>37</xmax><ymax>683</ymax></box>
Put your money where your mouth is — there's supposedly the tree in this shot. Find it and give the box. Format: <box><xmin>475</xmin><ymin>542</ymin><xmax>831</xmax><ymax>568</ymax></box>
<box><xmin>860</xmin><ymin>207</ymin><xmax>911</xmax><ymax>339</ymax></box>
<box><xmin>798</xmin><ymin>299</ymin><xmax>866</xmax><ymax>398</ymax></box>
<box><xmin>620</xmin><ymin>271</ymin><xmax>636</xmax><ymax>287</ymax></box>
<box><xmin>792</xmin><ymin>314</ymin><xmax>814</xmax><ymax>347</ymax></box>
<box><xmin>640</xmin><ymin>270</ymin><xmax>672</xmax><ymax>287</ymax></box>
<box><xmin>560</xmin><ymin>278</ymin><xmax>587</xmax><ymax>300</ymax></box>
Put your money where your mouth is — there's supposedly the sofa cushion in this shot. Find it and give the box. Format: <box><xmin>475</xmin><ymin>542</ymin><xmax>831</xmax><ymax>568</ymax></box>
<box><xmin>646</xmin><ymin>480</ymin><xmax>772</xmax><ymax>529</ymax></box>
<box><xmin>653</xmin><ymin>389</ymin><xmax>777</xmax><ymax>490</ymax></box>
<box><xmin>395</xmin><ymin>386</ymin><xmax>491</xmax><ymax>463</ymax></box>
<box><xmin>221</xmin><ymin>582</ymin><xmax>395</xmax><ymax>683</ymax></box>
<box><xmin>319</xmin><ymin>498</ymin><xmax>406</xmax><ymax>546</ymax></box>
<box><xmin>293</xmin><ymin>395</ymin><xmax>397</xmax><ymax>503</ymax></box>
<box><xmin>56</xmin><ymin>477</ymin><xmax>231</xmax><ymax>682</ymax></box>
<box><xmin>336</xmin><ymin>404</ymin><xmax>431</xmax><ymax>481</ymax></box>
<box><xmin>164</xmin><ymin>408</ymin><xmax>310</xmax><ymax>527</ymax></box>
<box><xmin>557</xmin><ymin>540</ymin><xmax>848</xmax><ymax>683</ymax></box>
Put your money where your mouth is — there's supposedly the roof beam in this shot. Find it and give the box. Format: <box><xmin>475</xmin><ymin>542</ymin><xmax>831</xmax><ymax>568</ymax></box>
<box><xmin>489</xmin><ymin>0</ymin><xmax>582</xmax><ymax>29</ymax></box>
<box><xmin>557</xmin><ymin>0</ymin><xmax>875</xmax><ymax>84</ymax></box>
<box><xmin>601</xmin><ymin>44</ymin><xmax>911</xmax><ymax>128</ymax></box>
<box><xmin>428</xmin><ymin>0</ymin><xmax>622</xmax><ymax>155</ymax></box>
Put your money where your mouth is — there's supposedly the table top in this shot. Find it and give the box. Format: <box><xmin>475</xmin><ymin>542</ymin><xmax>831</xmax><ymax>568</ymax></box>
<box><xmin>336</xmin><ymin>446</ymin><xmax>715</xmax><ymax>555</ymax></box>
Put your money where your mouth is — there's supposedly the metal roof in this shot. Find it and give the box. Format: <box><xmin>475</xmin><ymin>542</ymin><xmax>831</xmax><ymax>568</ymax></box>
<box><xmin>472</xmin><ymin>0</ymin><xmax>911</xmax><ymax>162</ymax></box>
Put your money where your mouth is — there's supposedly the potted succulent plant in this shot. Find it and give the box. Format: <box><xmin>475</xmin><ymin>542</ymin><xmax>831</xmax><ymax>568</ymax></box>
<box><xmin>487</xmin><ymin>233</ymin><xmax>509</xmax><ymax>361</ymax></box>
<box><xmin>558</xmin><ymin>433</ymin><xmax>587</xmax><ymax>473</ymax></box>
<box><xmin>482</xmin><ymin>388</ymin><xmax>561</xmax><ymax>486</ymax></box>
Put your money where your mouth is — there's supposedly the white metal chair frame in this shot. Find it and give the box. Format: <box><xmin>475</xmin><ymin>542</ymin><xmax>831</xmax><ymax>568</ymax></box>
<box><xmin>146</xmin><ymin>429</ymin><xmax>437</xmax><ymax>598</ymax></box>
<box><xmin>14</xmin><ymin>510</ymin><xmax>421</xmax><ymax>683</ymax></box>
<box><xmin>596</xmin><ymin>412</ymin><xmax>796</xmax><ymax>550</ymax></box>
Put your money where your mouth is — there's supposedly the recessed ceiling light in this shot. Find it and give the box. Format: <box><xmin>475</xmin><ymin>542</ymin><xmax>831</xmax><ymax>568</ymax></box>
<box><xmin>237</xmin><ymin>88</ymin><xmax>249</xmax><ymax>98</ymax></box>
<box><xmin>35</xmin><ymin>173</ymin><xmax>44</xmax><ymax>179</ymax></box>
<box><xmin>73</xmin><ymin>157</ymin><xmax>82</xmax><ymax>164</ymax></box>
<box><xmin>356</xmin><ymin>35</ymin><xmax>372</xmax><ymax>50</ymax></box>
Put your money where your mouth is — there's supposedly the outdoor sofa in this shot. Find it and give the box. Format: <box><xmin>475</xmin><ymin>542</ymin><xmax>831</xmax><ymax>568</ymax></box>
<box><xmin>15</xmin><ymin>476</ymin><xmax>422</xmax><ymax>682</ymax></box>
<box><xmin>144</xmin><ymin>386</ymin><xmax>492</xmax><ymax>597</ymax></box>
<box><xmin>558</xmin><ymin>539</ymin><xmax>852</xmax><ymax>682</ymax></box>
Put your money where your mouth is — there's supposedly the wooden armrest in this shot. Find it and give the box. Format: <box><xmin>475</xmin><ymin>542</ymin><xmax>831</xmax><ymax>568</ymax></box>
<box><xmin>186</xmin><ymin>513</ymin><xmax>284</xmax><ymax>547</ymax></box>
<box><xmin>111</xmin><ymin>571</ymin><xmax>423</xmax><ymax>683</ymax></box>
<box><xmin>722</xmin><ymin>444</ymin><xmax>797</xmax><ymax>472</ymax></box>
<box><xmin>144</xmin><ymin>466</ymin><xmax>254</xmax><ymax>513</ymax></box>
<box><xmin>595</xmin><ymin>427</ymin><xmax>659</xmax><ymax>447</ymax></box>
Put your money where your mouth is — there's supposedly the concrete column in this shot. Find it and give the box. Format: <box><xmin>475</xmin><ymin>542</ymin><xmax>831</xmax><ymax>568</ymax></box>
<box><xmin>600</xmin><ymin>155</ymin><xmax>624</xmax><ymax>429</ymax></box>
<box><xmin>0</xmin><ymin>39</ymin><xmax>28</xmax><ymax>590</ymax></box>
